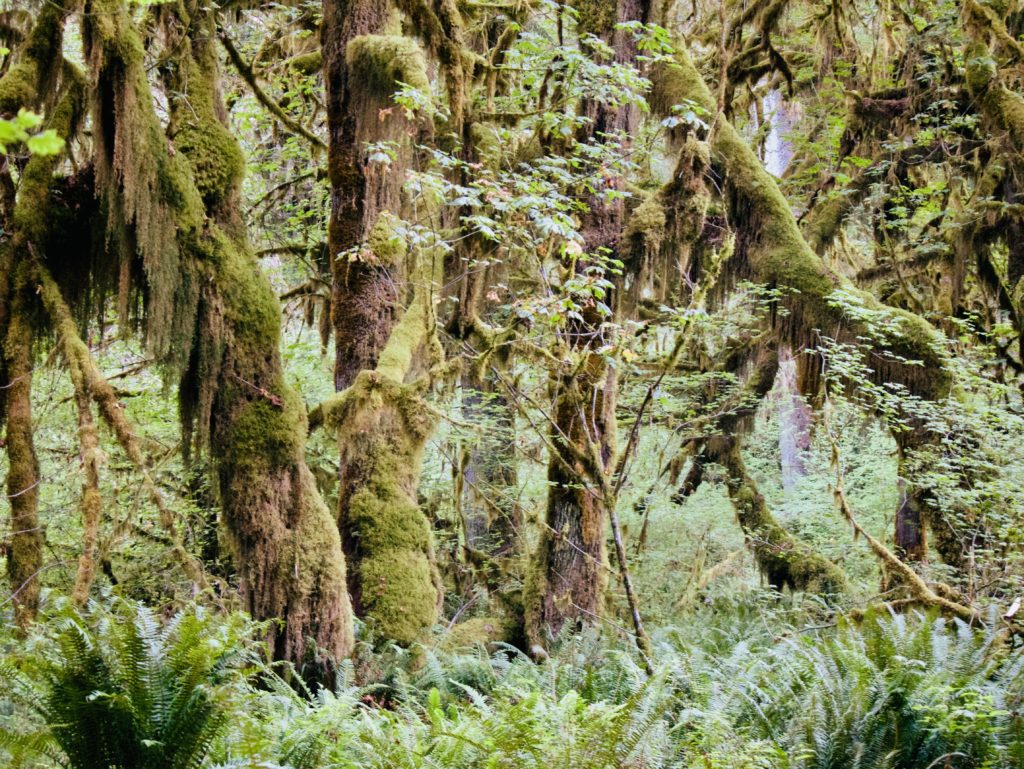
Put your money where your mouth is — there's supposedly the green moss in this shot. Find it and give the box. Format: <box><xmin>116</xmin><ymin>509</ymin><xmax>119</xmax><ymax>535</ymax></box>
<box><xmin>287</xmin><ymin>50</ymin><xmax>322</xmax><ymax>75</ymax></box>
<box><xmin>346</xmin><ymin>35</ymin><xmax>430</xmax><ymax>96</ymax></box>
<box><xmin>965</xmin><ymin>42</ymin><xmax>997</xmax><ymax>94</ymax></box>
<box><xmin>359</xmin><ymin>552</ymin><xmax>438</xmax><ymax>645</ymax></box>
<box><xmin>625</xmin><ymin>192</ymin><xmax>667</xmax><ymax>242</ymax></box>
<box><xmin>329</xmin><ymin>371</ymin><xmax>442</xmax><ymax>646</ymax></box>
<box><xmin>469</xmin><ymin>123</ymin><xmax>502</xmax><ymax>169</ymax></box>
<box><xmin>224</xmin><ymin>399</ymin><xmax>295</xmax><ymax>470</ymax></box>
<box><xmin>572</xmin><ymin>0</ymin><xmax>616</xmax><ymax>37</ymax></box>
<box><xmin>0</xmin><ymin>62</ymin><xmax>36</xmax><ymax>113</ymax></box>
<box><xmin>212</xmin><ymin>230</ymin><xmax>282</xmax><ymax>348</ymax></box>
<box><xmin>439</xmin><ymin>616</ymin><xmax>514</xmax><ymax>649</ymax></box>
<box><xmin>367</xmin><ymin>212</ymin><xmax>408</xmax><ymax>265</ymax></box>
<box><xmin>173</xmin><ymin>58</ymin><xmax>245</xmax><ymax>206</ymax></box>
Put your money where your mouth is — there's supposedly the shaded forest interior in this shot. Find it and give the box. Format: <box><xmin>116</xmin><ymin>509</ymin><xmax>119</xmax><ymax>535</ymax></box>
<box><xmin>3</xmin><ymin>0</ymin><xmax>1024</xmax><ymax>766</ymax></box>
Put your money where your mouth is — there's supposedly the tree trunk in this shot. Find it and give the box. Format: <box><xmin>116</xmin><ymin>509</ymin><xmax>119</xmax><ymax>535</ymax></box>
<box><xmin>523</xmin><ymin>0</ymin><xmax>652</xmax><ymax>647</ymax></box>
<box><xmin>775</xmin><ymin>346</ymin><xmax>810</xmax><ymax>491</ymax></box>
<box><xmin>457</xmin><ymin>374</ymin><xmax>523</xmax><ymax>592</ymax></box>
<box><xmin>525</xmin><ymin>354</ymin><xmax>615</xmax><ymax>647</ymax></box>
<box><xmin>172</xmin><ymin>5</ymin><xmax>354</xmax><ymax>674</ymax></box>
<box><xmin>323</xmin><ymin>0</ymin><xmax>418</xmax><ymax>390</ymax></box>
<box><xmin>320</xmin><ymin>257</ymin><xmax>444</xmax><ymax>645</ymax></box>
<box><xmin>3</xmin><ymin>265</ymin><xmax>43</xmax><ymax>630</ymax></box>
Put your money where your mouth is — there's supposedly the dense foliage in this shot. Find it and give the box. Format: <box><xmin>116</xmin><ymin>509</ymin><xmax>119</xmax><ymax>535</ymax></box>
<box><xmin>3</xmin><ymin>0</ymin><xmax>1024</xmax><ymax>764</ymax></box>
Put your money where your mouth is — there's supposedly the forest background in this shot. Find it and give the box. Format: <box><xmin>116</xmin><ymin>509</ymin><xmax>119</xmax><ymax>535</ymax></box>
<box><xmin>2</xmin><ymin>0</ymin><xmax>1024</xmax><ymax>766</ymax></box>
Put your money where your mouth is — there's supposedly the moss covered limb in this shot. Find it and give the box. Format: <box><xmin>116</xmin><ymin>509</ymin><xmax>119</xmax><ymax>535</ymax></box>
<box><xmin>706</xmin><ymin>432</ymin><xmax>847</xmax><ymax>595</ymax></box>
<box><xmin>3</xmin><ymin>262</ymin><xmax>43</xmax><ymax>630</ymax></box>
<box><xmin>218</xmin><ymin>29</ymin><xmax>326</xmax><ymax>152</ymax></box>
<box><xmin>654</xmin><ymin>46</ymin><xmax>950</xmax><ymax>400</ymax></box>
<box><xmin>824</xmin><ymin>401</ymin><xmax>978</xmax><ymax>622</ymax></box>
<box><xmin>69</xmin><ymin>366</ymin><xmax>103</xmax><ymax>606</ymax></box>
<box><xmin>33</xmin><ymin>261</ymin><xmax>208</xmax><ymax>591</ymax></box>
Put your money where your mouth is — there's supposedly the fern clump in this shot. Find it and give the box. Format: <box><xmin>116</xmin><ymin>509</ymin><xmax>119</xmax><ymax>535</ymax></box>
<box><xmin>0</xmin><ymin>599</ymin><xmax>261</xmax><ymax>769</ymax></box>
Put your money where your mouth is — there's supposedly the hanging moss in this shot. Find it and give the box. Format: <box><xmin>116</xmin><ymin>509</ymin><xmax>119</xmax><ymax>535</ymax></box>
<box><xmin>84</xmin><ymin>0</ymin><xmax>204</xmax><ymax>373</ymax></box>
<box><xmin>624</xmin><ymin>192</ymin><xmax>667</xmax><ymax>245</ymax></box>
<box><xmin>0</xmin><ymin>0</ymin><xmax>69</xmax><ymax>114</ymax></box>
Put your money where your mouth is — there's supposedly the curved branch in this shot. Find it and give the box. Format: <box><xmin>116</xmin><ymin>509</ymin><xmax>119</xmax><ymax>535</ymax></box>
<box><xmin>218</xmin><ymin>28</ymin><xmax>326</xmax><ymax>151</ymax></box>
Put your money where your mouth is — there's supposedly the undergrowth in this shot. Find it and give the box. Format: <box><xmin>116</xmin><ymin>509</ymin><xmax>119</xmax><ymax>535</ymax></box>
<box><xmin>2</xmin><ymin>596</ymin><xmax>1023</xmax><ymax>768</ymax></box>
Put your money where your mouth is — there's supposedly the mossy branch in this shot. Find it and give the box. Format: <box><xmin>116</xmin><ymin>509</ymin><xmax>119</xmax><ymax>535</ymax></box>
<box><xmin>822</xmin><ymin>396</ymin><xmax>976</xmax><ymax>623</ymax></box>
<box><xmin>218</xmin><ymin>28</ymin><xmax>326</xmax><ymax>152</ymax></box>
<box><xmin>32</xmin><ymin>258</ymin><xmax>209</xmax><ymax>591</ymax></box>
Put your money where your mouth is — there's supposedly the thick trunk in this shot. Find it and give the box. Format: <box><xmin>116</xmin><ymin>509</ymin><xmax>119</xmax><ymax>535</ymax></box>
<box><xmin>323</xmin><ymin>0</ymin><xmax>421</xmax><ymax>390</ymax></box>
<box><xmin>525</xmin><ymin>0</ymin><xmax>650</xmax><ymax>648</ymax></box>
<box><xmin>182</xmin><ymin>11</ymin><xmax>353</xmax><ymax>673</ymax></box>
<box><xmin>525</xmin><ymin>355</ymin><xmax>614</xmax><ymax>647</ymax></box>
<box><xmin>321</xmin><ymin>263</ymin><xmax>443</xmax><ymax>645</ymax></box>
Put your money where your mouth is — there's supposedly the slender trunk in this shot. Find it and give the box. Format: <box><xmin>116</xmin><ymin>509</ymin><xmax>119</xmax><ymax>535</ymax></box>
<box><xmin>525</xmin><ymin>354</ymin><xmax>614</xmax><ymax>647</ymax></box>
<box><xmin>776</xmin><ymin>346</ymin><xmax>810</xmax><ymax>491</ymax></box>
<box><xmin>3</xmin><ymin>266</ymin><xmax>43</xmax><ymax>629</ymax></box>
<box><xmin>458</xmin><ymin>374</ymin><xmax>523</xmax><ymax>584</ymax></box>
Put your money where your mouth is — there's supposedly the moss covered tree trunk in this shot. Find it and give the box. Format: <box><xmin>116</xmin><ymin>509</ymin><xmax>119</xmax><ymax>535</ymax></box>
<box><xmin>154</xmin><ymin>2</ymin><xmax>353</xmax><ymax>672</ymax></box>
<box><xmin>323</xmin><ymin>0</ymin><xmax>422</xmax><ymax>389</ymax></box>
<box><xmin>524</xmin><ymin>0</ymin><xmax>650</xmax><ymax>648</ymax></box>
<box><xmin>3</xmin><ymin>265</ymin><xmax>43</xmax><ymax>630</ymax></box>
<box><xmin>321</xmin><ymin>0</ymin><xmax>444</xmax><ymax>643</ymax></box>
<box><xmin>320</xmin><ymin>257</ymin><xmax>443</xmax><ymax>644</ymax></box>
<box><xmin>525</xmin><ymin>351</ymin><xmax>615</xmax><ymax>647</ymax></box>
<box><xmin>0</xmin><ymin>0</ymin><xmax>78</xmax><ymax>630</ymax></box>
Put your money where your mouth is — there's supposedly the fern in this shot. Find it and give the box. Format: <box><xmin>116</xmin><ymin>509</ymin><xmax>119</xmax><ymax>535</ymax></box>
<box><xmin>2</xmin><ymin>599</ymin><xmax>260</xmax><ymax>769</ymax></box>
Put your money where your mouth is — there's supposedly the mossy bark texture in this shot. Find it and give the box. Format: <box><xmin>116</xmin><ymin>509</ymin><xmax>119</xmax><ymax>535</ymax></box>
<box><xmin>524</xmin><ymin>352</ymin><xmax>614</xmax><ymax>648</ymax></box>
<box><xmin>0</xmin><ymin>2</ymin><xmax>79</xmax><ymax>626</ymax></box>
<box><xmin>156</xmin><ymin>2</ymin><xmax>353</xmax><ymax>671</ymax></box>
<box><xmin>323</xmin><ymin>0</ymin><xmax>429</xmax><ymax>389</ymax></box>
<box><xmin>322</xmin><ymin>263</ymin><xmax>443</xmax><ymax>645</ymax></box>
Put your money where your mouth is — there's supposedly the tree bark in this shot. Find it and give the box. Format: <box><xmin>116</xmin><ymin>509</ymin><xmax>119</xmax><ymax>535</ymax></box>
<box><xmin>166</xmin><ymin>3</ymin><xmax>354</xmax><ymax>674</ymax></box>
<box><xmin>3</xmin><ymin>265</ymin><xmax>43</xmax><ymax>630</ymax></box>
